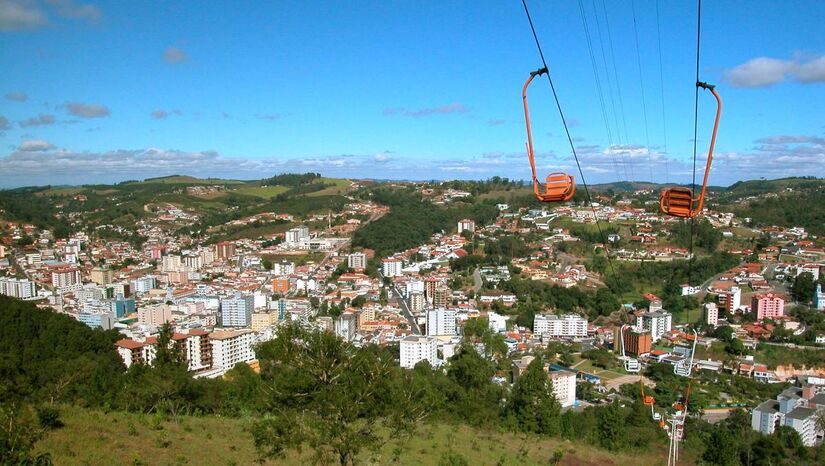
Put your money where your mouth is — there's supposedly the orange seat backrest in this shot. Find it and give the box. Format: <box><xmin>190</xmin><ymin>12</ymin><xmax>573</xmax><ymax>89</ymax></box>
<box><xmin>661</xmin><ymin>188</ymin><xmax>695</xmax><ymax>218</ymax></box>
<box><xmin>541</xmin><ymin>173</ymin><xmax>575</xmax><ymax>202</ymax></box>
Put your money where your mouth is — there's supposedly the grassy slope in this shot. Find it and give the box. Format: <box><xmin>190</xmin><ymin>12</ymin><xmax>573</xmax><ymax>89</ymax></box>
<box><xmin>35</xmin><ymin>406</ymin><xmax>675</xmax><ymax>466</ymax></box>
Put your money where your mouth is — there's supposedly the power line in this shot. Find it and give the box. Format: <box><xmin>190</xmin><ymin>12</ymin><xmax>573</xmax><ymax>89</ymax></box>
<box><xmin>655</xmin><ymin>0</ymin><xmax>669</xmax><ymax>183</ymax></box>
<box><xmin>520</xmin><ymin>0</ymin><xmax>615</xmax><ymax>275</ymax></box>
<box><xmin>631</xmin><ymin>0</ymin><xmax>654</xmax><ymax>184</ymax></box>
<box><xmin>688</xmin><ymin>0</ymin><xmax>703</xmax><ymax>287</ymax></box>
<box><xmin>590</xmin><ymin>0</ymin><xmax>629</xmax><ymax>182</ymax></box>
<box><xmin>600</xmin><ymin>0</ymin><xmax>634</xmax><ymax>181</ymax></box>
<box><xmin>577</xmin><ymin>0</ymin><xmax>621</xmax><ymax>182</ymax></box>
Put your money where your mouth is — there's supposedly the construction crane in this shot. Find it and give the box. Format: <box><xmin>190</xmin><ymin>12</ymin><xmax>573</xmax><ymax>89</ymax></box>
<box><xmin>620</xmin><ymin>325</ymin><xmax>641</xmax><ymax>373</ymax></box>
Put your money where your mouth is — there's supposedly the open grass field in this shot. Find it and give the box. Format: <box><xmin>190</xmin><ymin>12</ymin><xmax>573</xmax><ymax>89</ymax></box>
<box><xmin>130</xmin><ymin>176</ymin><xmax>244</xmax><ymax>185</ymax></box>
<box><xmin>231</xmin><ymin>185</ymin><xmax>290</xmax><ymax>198</ymax></box>
<box><xmin>34</xmin><ymin>405</ymin><xmax>675</xmax><ymax>466</ymax></box>
<box><xmin>307</xmin><ymin>177</ymin><xmax>352</xmax><ymax>197</ymax></box>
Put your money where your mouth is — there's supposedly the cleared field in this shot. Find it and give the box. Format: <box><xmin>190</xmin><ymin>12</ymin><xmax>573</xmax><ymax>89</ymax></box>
<box><xmin>35</xmin><ymin>405</ymin><xmax>674</xmax><ymax>466</ymax></box>
<box><xmin>38</xmin><ymin>187</ymin><xmax>84</xmax><ymax>196</ymax></box>
<box><xmin>232</xmin><ymin>185</ymin><xmax>290</xmax><ymax>198</ymax></box>
<box><xmin>307</xmin><ymin>177</ymin><xmax>352</xmax><ymax>196</ymax></box>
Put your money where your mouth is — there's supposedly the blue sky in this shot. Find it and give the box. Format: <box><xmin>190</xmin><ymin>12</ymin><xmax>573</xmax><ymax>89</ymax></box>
<box><xmin>1</xmin><ymin>0</ymin><xmax>824</xmax><ymax>187</ymax></box>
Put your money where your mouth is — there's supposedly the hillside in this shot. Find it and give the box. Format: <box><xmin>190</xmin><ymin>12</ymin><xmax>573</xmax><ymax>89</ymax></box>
<box><xmin>35</xmin><ymin>405</ymin><xmax>673</xmax><ymax>466</ymax></box>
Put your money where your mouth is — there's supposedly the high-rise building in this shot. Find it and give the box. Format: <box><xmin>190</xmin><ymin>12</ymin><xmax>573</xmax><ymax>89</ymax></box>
<box><xmin>433</xmin><ymin>286</ymin><xmax>450</xmax><ymax>308</ymax></box>
<box><xmin>705</xmin><ymin>303</ymin><xmax>719</xmax><ymax>327</ymax></box>
<box><xmin>285</xmin><ymin>226</ymin><xmax>310</xmax><ymax>245</ymax></box>
<box><xmin>622</xmin><ymin>330</ymin><xmax>652</xmax><ymax>356</ymax></box>
<box><xmin>335</xmin><ymin>312</ymin><xmax>357</xmax><ymax>342</ymax></box>
<box><xmin>405</xmin><ymin>279</ymin><xmax>424</xmax><ymax>297</ymax></box>
<box><xmin>130</xmin><ymin>276</ymin><xmax>157</xmax><ymax>294</ymax></box>
<box><xmin>636</xmin><ymin>311</ymin><xmax>672</xmax><ymax>342</ymax></box>
<box><xmin>457</xmin><ymin>218</ymin><xmax>476</xmax><ymax>234</ymax></box>
<box><xmin>382</xmin><ymin>258</ymin><xmax>403</xmax><ymax>277</ymax></box>
<box><xmin>424</xmin><ymin>278</ymin><xmax>440</xmax><ymax>304</ymax></box>
<box><xmin>426</xmin><ymin>308</ymin><xmax>456</xmax><ymax>336</ymax></box>
<box><xmin>408</xmin><ymin>291</ymin><xmax>425</xmax><ymax>312</ymax></box>
<box><xmin>0</xmin><ymin>277</ymin><xmax>37</xmax><ymax>299</ymax></box>
<box><xmin>220</xmin><ymin>294</ymin><xmax>254</xmax><ymax>327</ymax></box>
<box><xmin>271</xmin><ymin>278</ymin><xmax>291</xmax><ymax>294</ymax></box>
<box><xmin>209</xmin><ymin>329</ymin><xmax>255</xmax><ymax>370</ymax></box>
<box><xmin>214</xmin><ymin>242</ymin><xmax>237</xmax><ymax>261</ymax></box>
<box><xmin>251</xmin><ymin>311</ymin><xmax>278</xmax><ymax>331</ymax></box>
<box><xmin>90</xmin><ymin>267</ymin><xmax>114</xmax><ymax>285</ymax></box>
<box><xmin>548</xmin><ymin>369</ymin><xmax>577</xmax><ymax>407</ymax></box>
<box><xmin>718</xmin><ymin>286</ymin><xmax>742</xmax><ymax>313</ymax></box>
<box><xmin>138</xmin><ymin>304</ymin><xmax>173</xmax><ymax>326</ymax></box>
<box><xmin>347</xmin><ymin>252</ymin><xmax>367</xmax><ymax>270</ymax></box>
<box><xmin>78</xmin><ymin>312</ymin><xmax>114</xmax><ymax>330</ymax></box>
<box><xmin>400</xmin><ymin>335</ymin><xmax>438</xmax><ymax>369</ymax></box>
<box><xmin>752</xmin><ymin>293</ymin><xmax>785</xmax><ymax>321</ymax></box>
<box><xmin>533</xmin><ymin>314</ymin><xmax>588</xmax><ymax>338</ymax></box>
<box><xmin>161</xmin><ymin>255</ymin><xmax>183</xmax><ymax>272</ymax></box>
<box><xmin>110</xmin><ymin>297</ymin><xmax>136</xmax><ymax>318</ymax></box>
<box><xmin>51</xmin><ymin>267</ymin><xmax>81</xmax><ymax>290</ymax></box>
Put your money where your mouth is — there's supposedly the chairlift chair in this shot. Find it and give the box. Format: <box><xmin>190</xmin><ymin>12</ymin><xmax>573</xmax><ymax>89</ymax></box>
<box><xmin>522</xmin><ymin>68</ymin><xmax>576</xmax><ymax>203</ymax></box>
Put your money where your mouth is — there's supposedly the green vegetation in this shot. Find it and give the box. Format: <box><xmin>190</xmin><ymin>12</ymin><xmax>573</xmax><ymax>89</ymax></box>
<box><xmin>352</xmin><ymin>187</ymin><xmax>498</xmax><ymax>257</ymax></box>
<box><xmin>232</xmin><ymin>185</ymin><xmax>290</xmax><ymax>198</ymax></box>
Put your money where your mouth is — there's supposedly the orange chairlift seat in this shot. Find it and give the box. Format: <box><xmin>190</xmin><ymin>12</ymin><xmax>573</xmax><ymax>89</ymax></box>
<box><xmin>522</xmin><ymin>67</ymin><xmax>575</xmax><ymax>203</ymax></box>
<box><xmin>660</xmin><ymin>81</ymin><xmax>722</xmax><ymax>218</ymax></box>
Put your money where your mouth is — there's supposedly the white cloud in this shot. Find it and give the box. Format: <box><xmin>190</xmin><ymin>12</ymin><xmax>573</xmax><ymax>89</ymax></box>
<box><xmin>374</xmin><ymin>151</ymin><xmax>392</xmax><ymax>163</ymax></box>
<box><xmin>724</xmin><ymin>54</ymin><xmax>825</xmax><ymax>87</ymax></box>
<box><xmin>18</xmin><ymin>113</ymin><xmax>56</xmax><ymax>127</ymax></box>
<box><xmin>0</xmin><ymin>0</ymin><xmax>47</xmax><ymax>31</ymax></box>
<box><xmin>163</xmin><ymin>46</ymin><xmax>188</xmax><ymax>64</ymax></box>
<box><xmin>18</xmin><ymin>139</ymin><xmax>55</xmax><ymax>151</ymax></box>
<box><xmin>48</xmin><ymin>0</ymin><xmax>101</xmax><ymax>23</ymax></box>
<box><xmin>64</xmin><ymin>101</ymin><xmax>110</xmax><ymax>118</ymax></box>
<box><xmin>5</xmin><ymin>91</ymin><xmax>27</xmax><ymax>101</ymax></box>
<box><xmin>383</xmin><ymin>102</ymin><xmax>468</xmax><ymax>118</ymax></box>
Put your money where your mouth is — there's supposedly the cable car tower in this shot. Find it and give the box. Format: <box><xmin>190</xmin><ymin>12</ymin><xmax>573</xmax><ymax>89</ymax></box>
<box><xmin>619</xmin><ymin>325</ymin><xmax>641</xmax><ymax>373</ymax></box>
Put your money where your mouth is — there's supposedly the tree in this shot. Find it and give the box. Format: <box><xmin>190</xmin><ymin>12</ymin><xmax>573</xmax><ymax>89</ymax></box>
<box><xmin>596</xmin><ymin>403</ymin><xmax>626</xmax><ymax>451</ymax></box>
<box><xmin>252</xmin><ymin>322</ymin><xmax>425</xmax><ymax>466</ymax></box>
<box><xmin>0</xmin><ymin>403</ymin><xmax>53</xmax><ymax>465</ymax></box>
<box><xmin>445</xmin><ymin>342</ymin><xmax>501</xmax><ymax>426</ymax></box>
<box><xmin>702</xmin><ymin>425</ymin><xmax>740</xmax><ymax>466</ymax></box>
<box><xmin>792</xmin><ymin>272</ymin><xmax>816</xmax><ymax>303</ymax></box>
<box><xmin>261</xmin><ymin>259</ymin><xmax>273</xmax><ymax>270</ymax></box>
<box><xmin>505</xmin><ymin>356</ymin><xmax>561</xmax><ymax>435</ymax></box>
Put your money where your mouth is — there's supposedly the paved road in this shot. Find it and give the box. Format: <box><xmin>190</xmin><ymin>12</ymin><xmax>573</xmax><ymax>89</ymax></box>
<box><xmin>386</xmin><ymin>279</ymin><xmax>422</xmax><ymax>335</ymax></box>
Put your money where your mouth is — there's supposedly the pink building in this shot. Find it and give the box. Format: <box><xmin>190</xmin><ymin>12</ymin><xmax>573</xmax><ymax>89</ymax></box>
<box><xmin>752</xmin><ymin>293</ymin><xmax>784</xmax><ymax>321</ymax></box>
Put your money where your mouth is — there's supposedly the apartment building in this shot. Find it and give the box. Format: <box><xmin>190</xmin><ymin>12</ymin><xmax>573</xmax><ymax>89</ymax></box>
<box><xmin>220</xmin><ymin>294</ymin><xmax>254</xmax><ymax>327</ymax></box>
<box><xmin>382</xmin><ymin>258</ymin><xmax>403</xmax><ymax>277</ymax></box>
<box><xmin>533</xmin><ymin>314</ymin><xmax>588</xmax><ymax>338</ymax></box>
<box><xmin>426</xmin><ymin>308</ymin><xmax>456</xmax><ymax>336</ymax></box>
<box><xmin>347</xmin><ymin>252</ymin><xmax>367</xmax><ymax>270</ymax></box>
<box><xmin>210</xmin><ymin>329</ymin><xmax>256</xmax><ymax>370</ymax></box>
<box><xmin>400</xmin><ymin>335</ymin><xmax>438</xmax><ymax>369</ymax></box>
<box><xmin>752</xmin><ymin>293</ymin><xmax>785</xmax><ymax>321</ymax></box>
<box><xmin>0</xmin><ymin>277</ymin><xmax>37</xmax><ymax>299</ymax></box>
<box><xmin>636</xmin><ymin>310</ymin><xmax>672</xmax><ymax>342</ymax></box>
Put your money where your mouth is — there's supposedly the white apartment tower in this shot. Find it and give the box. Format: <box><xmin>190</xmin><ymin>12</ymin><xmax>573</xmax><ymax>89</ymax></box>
<box><xmin>382</xmin><ymin>258</ymin><xmax>403</xmax><ymax>277</ymax></box>
<box><xmin>636</xmin><ymin>310</ymin><xmax>673</xmax><ymax>342</ymax></box>
<box><xmin>533</xmin><ymin>314</ymin><xmax>588</xmax><ymax>337</ymax></box>
<box><xmin>400</xmin><ymin>335</ymin><xmax>438</xmax><ymax>369</ymax></box>
<box><xmin>220</xmin><ymin>294</ymin><xmax>254</xmax><ymax>327</ymax></box>
<box><xmin>347</xmin><ymin>252</ymin><xmax>367</xmax><ymax>270</ymax></box>
<box><xmin>426</xmin><ymin>308</ymin><xmax>456</xmax><ymax>336</ymax></box>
